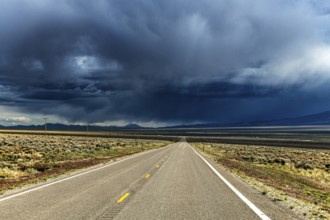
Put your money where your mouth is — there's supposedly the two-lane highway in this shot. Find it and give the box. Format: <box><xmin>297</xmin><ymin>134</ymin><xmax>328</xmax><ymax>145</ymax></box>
<box><xmin>0</xmin><ymin>141</ymin><xmax>295</xmax><ymax>219</ymax></box>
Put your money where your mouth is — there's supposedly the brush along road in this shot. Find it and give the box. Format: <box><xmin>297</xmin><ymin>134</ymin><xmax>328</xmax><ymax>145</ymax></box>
<box><xmin>0</xmin><ymin>140</ymin><xmax>294</xmax><ymax>219</ymax></box>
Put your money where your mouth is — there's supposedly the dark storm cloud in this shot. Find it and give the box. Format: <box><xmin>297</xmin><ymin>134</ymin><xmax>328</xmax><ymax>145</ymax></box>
<box><xmin>1</xmin><ymin>0</ymin><xmax>330</xmax><ymax>124</ymax></box>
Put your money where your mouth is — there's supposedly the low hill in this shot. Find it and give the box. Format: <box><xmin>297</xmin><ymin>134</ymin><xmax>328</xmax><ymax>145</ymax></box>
<box><xmin>166</xmin><ymin>110</ymin><xmax>330</xmax><ymax>128</ymax></box>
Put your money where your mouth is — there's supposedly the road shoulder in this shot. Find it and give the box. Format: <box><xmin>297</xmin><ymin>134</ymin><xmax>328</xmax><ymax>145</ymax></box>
<box><xmin>189</xmin><ymin>143</ymin><xmax>299</xmax><ymax>220</ymax></box>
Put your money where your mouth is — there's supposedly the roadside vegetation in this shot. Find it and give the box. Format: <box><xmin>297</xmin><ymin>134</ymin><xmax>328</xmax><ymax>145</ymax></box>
<box><xmin>0</xmin><ymin>134</ymin><xmax>170</xmax><ymax>194</ymax></box>
<box><xmin>192</xmin><ymin>142</ymin><xmax>330</xmax><ymax>219</ymax></box>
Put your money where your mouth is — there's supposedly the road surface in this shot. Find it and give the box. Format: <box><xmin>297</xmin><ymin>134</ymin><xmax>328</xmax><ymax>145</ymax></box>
<box><xmin>0</xmin><ymin>140</ymin><xmax>295</xmax><ymax>219</ymax></box>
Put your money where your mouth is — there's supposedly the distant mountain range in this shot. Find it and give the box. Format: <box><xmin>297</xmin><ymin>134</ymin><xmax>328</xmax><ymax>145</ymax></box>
<box><xmin>0</xmin><ymin>123</ymin><xmax>142</xmax><ymax>131</ymax></box>
<box><xmin>235</xmin><ymin>110</ymin><xmax>330</xmax><ymax>126</ymax></box>
<box><xmin>2</xmin><ymin>110</ymin><xmax>330</xmax><ymax>130</ymax></box>
<box><xmin>167</xmin><ymin>110</ymin><xmax>330</xmax><ymax>128</ymax></box>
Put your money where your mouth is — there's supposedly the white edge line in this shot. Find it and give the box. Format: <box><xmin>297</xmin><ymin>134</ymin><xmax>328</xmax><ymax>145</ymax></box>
<box><xmin>0</xmin><ymin>145</ymin><xmax>170</xmax><ymax>203</ymax></box>
<box><xmin>190</xmin><ymin>146</ymin><xmax>271</xmax><ymax>220</ymax></box>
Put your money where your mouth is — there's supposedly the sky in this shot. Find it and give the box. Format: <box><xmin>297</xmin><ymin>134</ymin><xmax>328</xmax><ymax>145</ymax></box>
<box><xmin>1</xmin><ymin>0</ymin><xmax>330</xmax><ymax>127</ymax></box>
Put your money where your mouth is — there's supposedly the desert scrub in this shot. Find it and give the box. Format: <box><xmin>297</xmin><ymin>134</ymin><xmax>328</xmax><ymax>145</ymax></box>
<box><xmin>0</xmin><ymin>134</ymin><xmax>170</xmax><ymax>194</ymax></box>
<box><xmin>192</xmin><ymin>142</ymin><xmax>330</xmax><ymax>219</ymax></box>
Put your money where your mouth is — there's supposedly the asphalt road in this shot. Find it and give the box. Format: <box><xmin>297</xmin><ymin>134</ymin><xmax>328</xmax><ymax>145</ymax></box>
<box><xmin>0</xmin><ymin>140</ymin><xmax>296</xmax><ymax>220</ymax></box>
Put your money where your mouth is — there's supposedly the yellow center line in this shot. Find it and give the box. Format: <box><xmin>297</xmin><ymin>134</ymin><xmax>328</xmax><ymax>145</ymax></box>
<box><xmin>155</xmin><ymin>164</ymin><xmax>160</xmax><ymax>168</ymax></box>
<box><xmin>145</xmin><ymin>173</ymin><xmax>151</xmax><ymax>179</ymax></box>
<box><xmin>117</xmin><ymin>192</ymin><xmax>130</xmax><ymax>203</ymax></box>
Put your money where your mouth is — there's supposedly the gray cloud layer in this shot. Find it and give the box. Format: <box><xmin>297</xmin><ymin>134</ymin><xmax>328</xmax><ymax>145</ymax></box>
<box><xmin>1</xmin><ymin>0</ymin><xmax>330</xmax><ymax>124</ymax></box>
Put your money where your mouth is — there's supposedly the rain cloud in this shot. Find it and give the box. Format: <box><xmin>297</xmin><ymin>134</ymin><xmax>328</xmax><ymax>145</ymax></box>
<box><xmin>1</xmin><ymin>0</ymin><xmax>330</xmax><ymax>125</ymax></box>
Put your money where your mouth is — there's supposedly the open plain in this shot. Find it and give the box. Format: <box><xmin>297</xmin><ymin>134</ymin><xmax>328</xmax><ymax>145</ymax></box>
<box><xmin>0</xmin><ymin>127</ymin><xmax>330</xmax><ymax>219</ymax></box>
<box><xmin>0</xmin><ymin>132</ymin><xmax>170</xmax><ymax>194</ymax></box>
<box><xmin>0</xmin><ymin>138</ymin><xmax>295</xmax><ymax>220</ymax></box>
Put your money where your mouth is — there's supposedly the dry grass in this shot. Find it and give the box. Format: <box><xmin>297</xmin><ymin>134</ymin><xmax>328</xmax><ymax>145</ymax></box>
<box><xmin>192</xmin><ymin>142</ymin><xmax>330</xmax><ymax>219</ymax></box>
<box><xmin>0</xmin><ymin>134</ymin><xmax>170</xmax><ymax>193</ymax></box>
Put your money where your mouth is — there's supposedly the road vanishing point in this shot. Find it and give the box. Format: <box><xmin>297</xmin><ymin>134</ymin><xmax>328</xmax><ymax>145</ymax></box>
<box><xmin>0</xmin><ymin>140</ymin><xmax>296</xmax><ymax>220</ymax></box>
